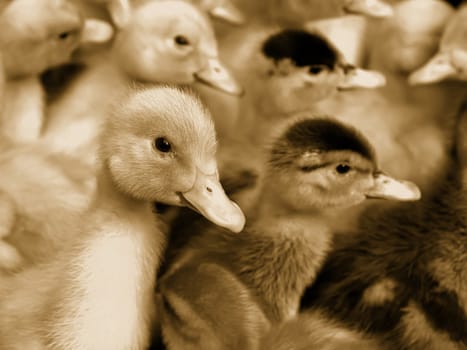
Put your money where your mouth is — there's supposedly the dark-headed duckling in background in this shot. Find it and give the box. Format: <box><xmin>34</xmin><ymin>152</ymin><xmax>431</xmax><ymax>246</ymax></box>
<box><xmin>215</xmin><ymin>28</ymin><xmax>385</xmax><ymax>190</ymax></box>
<box><xmin>298</xmin><ymin>105</ymin><xmax>467</xmax><ymax>350</ymax></box>
<box><xmin>156</xmin><ymin>116</ymin><xmax>420</xmax><ymax>350</ymax></box>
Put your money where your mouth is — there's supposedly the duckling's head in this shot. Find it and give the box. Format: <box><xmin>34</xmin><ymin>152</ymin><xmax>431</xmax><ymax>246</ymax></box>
<box><xmin>112</xmin><ymin>0</ymin><xmax>242</xmax><ymax>95</ymax></box>
<box><xmin>409</xmin><ymin>3</ymin><xmax>467</xmax><ymax>84</ymax></box>
<box><xmin>101</xmin><ymin>85</ymin><xmax>245</xmax><ymax>232</ymax></box>
<box><xmin>0</xmin><ymin>0</ymin><xmax>113</xmax><ymax>78</ymax></box>
<box><xmin>253</xmin><ymin>29</ymin><xmax>385</xmax><ymax>114</ymax></box>
<box><xmin>265</xmin><ymin>117</ymin><xmax>421</xmax><ymax>211</ymax></box>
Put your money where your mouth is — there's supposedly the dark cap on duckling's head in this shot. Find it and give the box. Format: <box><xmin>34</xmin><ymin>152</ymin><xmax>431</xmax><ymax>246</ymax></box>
<box><xmin>260</xmin><ymin>29</ymin><xmax>385</xmax><ymax>92</ymax></box>
<box><xmin>270</xmin><ymin>117</ymin><xmax>376</xmax><ymax>170</ymax></box>
<box><xmin>262</xmin><ymin>29</ymin><xmax>339</xmax><ymax>70</ymax></box>
<box><xmin>265</xmin><ymin>117</ymin><xmax>421</xmax><ymax>211</ymax></box>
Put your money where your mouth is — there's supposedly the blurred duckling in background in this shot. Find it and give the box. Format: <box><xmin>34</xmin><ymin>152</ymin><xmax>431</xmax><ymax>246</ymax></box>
<box><xmin>79</xmin><ymin>0</ymin><xmax>245</xmax><ymax>27</ymax></box>
<box><xmin>0</xmin><ymin>0</ymin><xmax>112</xmax><ymax>143</ymax></box>
<box><xmin>0</xmin><ymin>142</ymin><xmax>95</xmax><ymax>272</ymax></box>
<box><xmin>226</xmin><ymin>0</ymin><xmax>393</xmax><ymax>26</ymax></box>
<box><xmin>43</xmin><ymin>0</ymin><xmax>241</xmax><ymax>166</ymax></box>
<box><xmin>0</xmin><ymin>86</ymin><xmax>244</xmax><ymax>350</ymax></box>
<box><xmin>215</xmin><ymin>27</ymin><xmax>385</xmax><ymax>193</ymax></box>
<box><xmin>260</xmin><ymin>310</ymin><xmax>386</xmax><ymax>350</ymax></box>
<box><xmin>299</xmin><ymin>104</ymin><xmax>467</xmax><ymax>350</ymax></box>
<box><xmin>160</xmin><ymin>0</ymin><xmax>245</xmax><ymax>25</ymax></box>
<box><xmin>409</xmin><ymin>1</ymin><xmax>467</xmax><ymax>84</ymax></box>
<box><xmin>157</xmin><ymin>117</ymin><xmax>420</xmax><ymax>350</ymax></box>
<box><xmin>313</xmin><ymin>0</ymin><xmax>467</xmax><ymax>196</ymax></box>
<box><xmin>76</xmin><ymin>0</ymin><xmax>131</xmax><ymax>27</ymax></box>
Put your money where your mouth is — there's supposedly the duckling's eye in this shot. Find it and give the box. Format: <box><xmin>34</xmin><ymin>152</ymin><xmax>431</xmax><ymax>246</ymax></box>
<box><xmin>58</xmin><ymin>31</ymin><xmax>71</xmax><ymax>40</ymax></box>
<box><xmin>336</xmin><ymin>164</ymin><xmax>351</xmax><ymax>174</ymax></box>
<box><xmin>174</xmin><ymin>35</ymin><xmax>190</xmax><ymax>46</ymax></box>
<box><xmin>154</xmin><ymin>137</ymin><xmax>172</xmax><ymax>153</ymax></box>
<box><xmin>308</xmin><ymin>65</ymin><xmax>324</xmax><ymax>75</ymax></box>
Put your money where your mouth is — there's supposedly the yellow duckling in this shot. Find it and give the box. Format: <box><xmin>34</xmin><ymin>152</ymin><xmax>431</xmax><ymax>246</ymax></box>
<box><xmin>0</xmin><ymin>0</ymin><xmax>112</xmax><ymax>143</ymax></box>
<box><xmin>409</xmin><ymin>2</ymin><xmax>467</xmax><ymax>84</ymax></box>
<box><xmin>299</xmin><ymin>106</ymin><xmax>467</xmax><ymax>350</ymax></box>
<box><xmin>43</xmin><ymin>0</ymin><xmax>241</xmax><ymax>166</ymax></box>
<box><xmin>157</xmin><ymin>116</ymin><xmax>420</xmax><ymax>350</ymax></box>
<box><xmin>0</xmin><ymin>85</ymin><xmax>244</xmax><ymax>350</ymax></box>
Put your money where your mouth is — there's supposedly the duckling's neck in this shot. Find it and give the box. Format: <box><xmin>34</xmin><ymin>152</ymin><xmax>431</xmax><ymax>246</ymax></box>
<box><xmin>94</xmin><ymin>162</ymin><xmax>146</xmax><ymax>211</ymax></box>
<box><xmin>252</xmin><ymin>184</ymin><xmax>326</xmax><ymax>225</ymax></box>
<box><xmin>238</xmin><ymin>184</ymin><xmax>332</xmax><ymax>321</ymax></box>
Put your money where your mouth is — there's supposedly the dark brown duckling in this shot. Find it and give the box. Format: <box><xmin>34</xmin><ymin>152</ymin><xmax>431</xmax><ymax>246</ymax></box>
<box><xmin>299</xmin><ymin>106</ymin><xmax>467</xmax><ymax>350</ymax></box>
<box><xmin>156</xmin><ymin>116</ymin><xmax>420</xmax><ymax>350</ymax></box>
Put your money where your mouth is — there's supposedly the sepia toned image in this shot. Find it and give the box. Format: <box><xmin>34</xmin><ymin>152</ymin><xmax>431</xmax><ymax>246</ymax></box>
<box><xmin>0</xmin><ymin>0</ymin><xmax>465</xmax><ymax>349</ymax></box>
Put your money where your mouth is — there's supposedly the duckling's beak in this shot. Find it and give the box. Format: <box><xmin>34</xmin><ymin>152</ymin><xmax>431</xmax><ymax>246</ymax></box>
<box><xmin>408</xmin><ymin>52</ymin><xmax>459</xmax><ymax>85</ymax></box>
<box><xmin>80</xmin><ymin>19</ymin><xmax>114</xmax><ymax>44</ymax></box>
<box><xmin>194</xmin><ymin>58</ymin><xmax>244</xmax><ymax>96</ymax></box>
<box><xmin>365</xmin><ymin>173</ymin><xmax>421</xmax><ymax>201</ymax></box>
<box><xmin>338</xmin><ymin>68</ymin><xmax>386</xmax><ymax>90</ymax></box>
<box><xmin>344</xmin><ymin>0</ymin><xmax>394</xmax><ymax>18</ymax></box>
<box><xmin>209</xmin><ymin>0</ymin><xmax>245</xmax><ymax>25</ymax></box>
<box><xmin>181</xmin><ymin>170</ymin><xmax>246</xmax><ymax>233</ymax></box>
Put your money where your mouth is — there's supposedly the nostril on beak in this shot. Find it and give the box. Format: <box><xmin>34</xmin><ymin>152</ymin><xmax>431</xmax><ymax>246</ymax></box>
<box><xmin>206</xmin><ymin>187</ymin><xmax>213</xmax><ymax>193</ymax></box>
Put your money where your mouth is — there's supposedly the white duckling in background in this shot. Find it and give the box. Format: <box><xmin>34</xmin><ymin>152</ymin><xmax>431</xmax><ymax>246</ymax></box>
<box><xmin>312</xmin><ymin>0</ymin><xmax>467</xmax><ymax>197</ymax></box>
<box><xmin>226</xmin><ymin>0</ymin><xmax>393</xmax><ymax>26</ymax></box>
<box><xmin>43</xmin><ymin>0</ymin><xmax>241</xmax><ymax>167</ymax></box>
<box><xmin>77</xmin><ymin>0</ymin><xmax>244</xmax><ymax>27</ymax></box>
<box><xmin>77</xmin><ymin>0</ymin><xmax>131</xmax><ymax>27</ymax></box>
<box><xmin>0</xmin><ymin>141</ymin><xmax>95</xmax><ymax>272</ymax></box>
<box><xmin>0</xmin><ymin>0</ymin><xmax>113</xmax><ymax>143</ymax></box>
<box><xmin>0</xmin><ymin>85</ymin><xmax>245</xmax><ymax>350</ymax></box>
<box><xmin>157</xmin><ymin>116</ymin><xmax>420</xmax><ymax>350</ymax></box>
<box><xmin>409</xmin><ymin>1</ymin><xmax>467</xmax><ymax>84</ymax></box>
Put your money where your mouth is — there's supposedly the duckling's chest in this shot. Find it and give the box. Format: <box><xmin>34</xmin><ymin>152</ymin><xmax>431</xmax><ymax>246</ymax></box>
<box><xmin>62</xmin><ymin>210</ymin><xmax>165</xmax><ymax>349</ymax></box>
<box><xmin>212</xmin><ymin>220</ymin><xmax>332</xmax><ymax>321</ymax></box>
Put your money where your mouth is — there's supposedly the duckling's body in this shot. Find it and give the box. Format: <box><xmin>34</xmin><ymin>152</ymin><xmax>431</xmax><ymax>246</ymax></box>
<box><xmin>299</xmin><ymin>107</ymin><xmax>467</xmax><ymax>350</ymax></box>
<box><xmin>0</xmin><ymin>143</ymin><xmax>94</xmax><ymax>272</ymax></box>
<box><xmin>43</xmin><ymin>0</ymin><xmax>240</xmax><ymax>166</ymax></box>
<box><xmin>0</xmin><ymin>86</ymin><xmax>244</xmax><ymax>349</ymax></box>
<box><xmin>0</xmin><ymin>169</ymin><xmax>163</xmax><ymax>350</ymax></box>
<box><xmin>157</xmin><ymin>117</ymin><xmax>420</xmax><ymax>350</ymax></box>
<box><xmin>260</xmin><ymin>310</ymin><xmax>386</xmax><ymax>350</ymax></box>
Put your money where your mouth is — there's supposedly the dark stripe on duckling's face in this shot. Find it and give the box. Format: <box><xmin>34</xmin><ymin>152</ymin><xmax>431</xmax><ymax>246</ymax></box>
<box><xmin>262</xmin><ymin>29</ymin><xmax>338</xmax><ymax>70</ymax></box>
<box><xmin>270</xmin><ymin>118</ymin><xmax>376</xmax><ymax>169</ymax></box>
